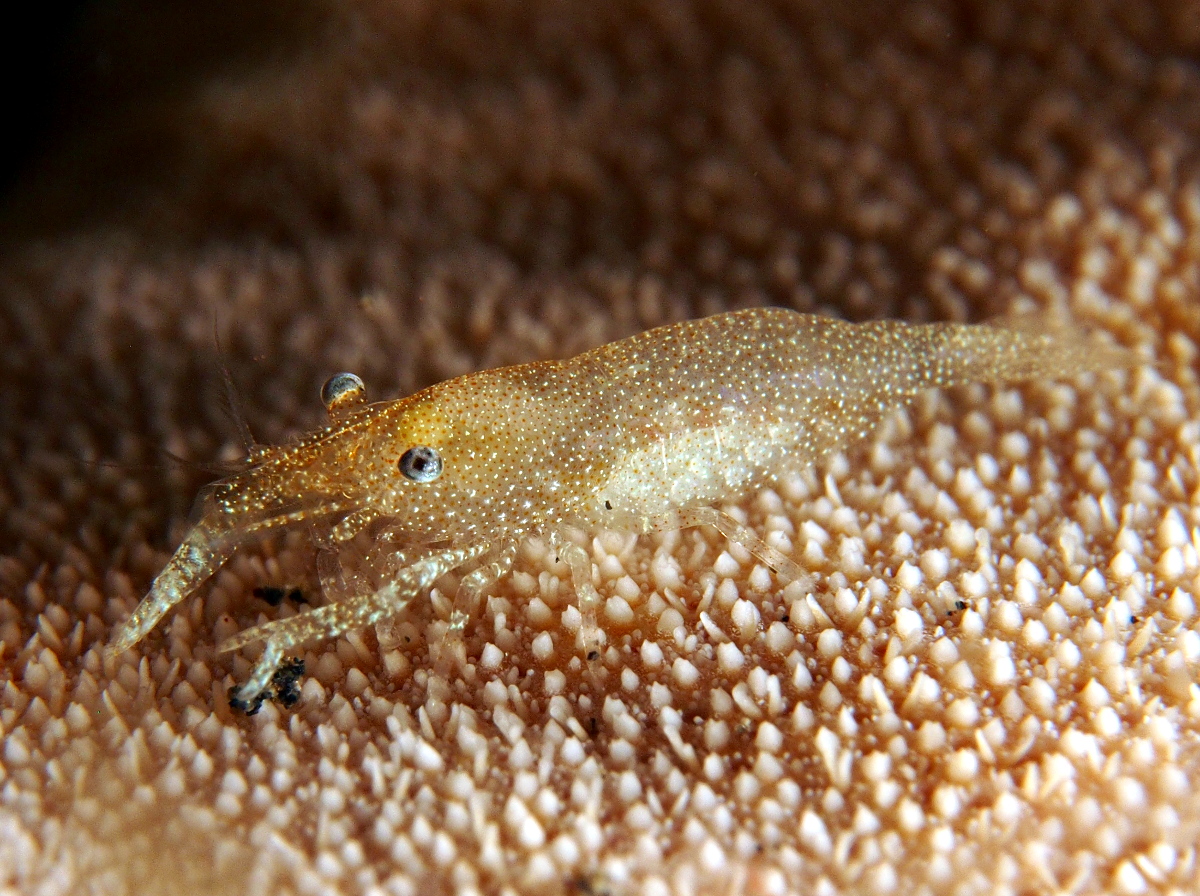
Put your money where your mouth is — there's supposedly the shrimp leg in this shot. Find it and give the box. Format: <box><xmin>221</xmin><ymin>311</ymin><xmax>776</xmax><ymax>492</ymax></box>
<box><xmin>429</xmin><ymin>543</ymin><xmax>521</xmax><ymax>671</ymax></box>
<box><xmin>547</xmin><ymin>507</ymin><xmax>815</xmax><ymax>661</ymax></box>
<box><xmin>670</xmin><ymin>506</ymin><xmax>816</xmax><ymax>591</ymax></box>
<box><xmin>223</xmin><ymin>540</ymin><xmax>492</xmax><ymax>703</ymax></box>
<box><xmin>548</xmin><ymin>530</ymin><xmax>605</xmax><ymax>658</ymax></box>
<box><xmin>449</xmin><ymin>544</ymin><xmax>519</xmax><ymax>631</ymax></box>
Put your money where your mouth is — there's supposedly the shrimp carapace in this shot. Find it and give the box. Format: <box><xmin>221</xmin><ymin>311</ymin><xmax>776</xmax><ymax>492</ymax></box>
<box><xmin>107</xmin><ymin>307</ymin><xmax>1133</xmax><ymax>703</ymax></box>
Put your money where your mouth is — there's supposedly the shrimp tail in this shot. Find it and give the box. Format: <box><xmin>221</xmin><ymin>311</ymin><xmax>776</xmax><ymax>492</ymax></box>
<box><xmin>106</xmin><ymin>521</ymin><xmax>229</xmax><ymax>658</ymax></box>
<box><xmin>913</xmin><ymin>314</ymin><xmax>1136</xmax><ymax>388</ymax></box>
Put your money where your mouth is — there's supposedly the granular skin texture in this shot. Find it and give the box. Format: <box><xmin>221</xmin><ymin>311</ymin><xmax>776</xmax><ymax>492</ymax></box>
<box><xmin>2</xmin><ymin>2</ymin><xmax>1199</xmax><ymax>894</ymax></box>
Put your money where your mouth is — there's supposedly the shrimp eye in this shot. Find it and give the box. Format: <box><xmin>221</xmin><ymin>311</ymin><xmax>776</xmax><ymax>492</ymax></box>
<box><xmin>321</xmin><ymin>372</ymin><xmax>367</xmax><ymax>412</ymax></box>
<box><xmin>399</xmin><ymin>446</ymin><xmax>443</xmax><ymax>482</ymax></box>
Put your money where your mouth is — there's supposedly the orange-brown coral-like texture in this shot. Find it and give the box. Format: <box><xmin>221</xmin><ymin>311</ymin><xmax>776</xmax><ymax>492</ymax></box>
<box><xmin>1</xmin><ymin>1</ymin><xmax>1199</xmax><ymax>894</ymax></box>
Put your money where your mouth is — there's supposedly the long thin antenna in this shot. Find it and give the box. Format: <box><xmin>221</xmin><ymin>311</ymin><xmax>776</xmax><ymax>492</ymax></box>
<box><xmin>79</xmin><ymin>448</ymin><xmax>244</xmax><ymax>477</ymax></box>
<box><xmin>213</xmin><ymin>312</ymin><xmax>257</xmax><ymax>454</ymax></box>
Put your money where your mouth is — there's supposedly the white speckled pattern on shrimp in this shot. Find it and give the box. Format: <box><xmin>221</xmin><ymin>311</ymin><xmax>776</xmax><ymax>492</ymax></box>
<box><xmin>107</xmin><ymin>307</ymin><xmax>1132</xmax><ymax>702</ymax></box>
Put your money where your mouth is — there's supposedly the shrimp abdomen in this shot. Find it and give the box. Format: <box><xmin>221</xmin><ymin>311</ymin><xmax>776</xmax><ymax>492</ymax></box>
<box><xmin>581</xmin><ymin>308</ymin><xmax>1127</xmax><ymax>524</ymax></box>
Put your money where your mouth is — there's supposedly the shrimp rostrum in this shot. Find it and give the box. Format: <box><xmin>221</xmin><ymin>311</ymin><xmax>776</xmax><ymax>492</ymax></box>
<box><xmin>108</xmin><ymin>307</ymin><xmax>1131</xmax><ymax>705</ymax></box>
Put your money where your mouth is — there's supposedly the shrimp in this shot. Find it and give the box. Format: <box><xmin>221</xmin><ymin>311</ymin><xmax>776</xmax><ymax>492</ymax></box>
<box><xmin>107</xmin><ymin>307</ymin><xmax>1131</xmax><ymax>705</ymax></box>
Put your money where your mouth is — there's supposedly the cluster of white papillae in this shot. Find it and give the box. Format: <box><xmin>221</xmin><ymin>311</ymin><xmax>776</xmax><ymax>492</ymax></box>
<box><xmin>3</xmin><ymin>0</ymin><xmax>1200</xmax><ymax>894</ymax></box>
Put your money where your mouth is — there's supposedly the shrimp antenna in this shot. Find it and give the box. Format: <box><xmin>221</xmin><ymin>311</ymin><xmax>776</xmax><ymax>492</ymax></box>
<box><xmin>212</xmin><ymin>312</ymin><xmax>258</xmax><ymax>454</ymax></box>
<box><xmin>74</xmin><ymin>447</ymin><xmax>245</xmax><ymax>480</ymax></box>
<box><xmin>154</xmin><ymin>446</ymin><xmax>248</xmax><ymax>476</ymax></box>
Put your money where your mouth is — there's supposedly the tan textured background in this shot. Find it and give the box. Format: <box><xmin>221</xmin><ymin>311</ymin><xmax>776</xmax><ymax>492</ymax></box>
<box><xmin>2</xmin><ymin>1</ymin><xmax>1199</xmax><ymax>893</ymax></box>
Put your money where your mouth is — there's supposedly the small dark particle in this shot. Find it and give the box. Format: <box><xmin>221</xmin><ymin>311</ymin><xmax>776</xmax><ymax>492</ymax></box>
<box><xmin>228</xmin><ymin>687</ymin><xmax>265</xmax><ymax>716</ymax></box>
<box><xmin>1130</xmin><ymin>616</ymin><xmax>1139</xmax><ymax>624</ymax></box>
<box><xmin>587</xmin><ymin>649</ymin><xmax>599</xmax><ymax>661</ymax></box>
<box><xmin>253</xmin><ymin>586</ymin><xmax>286</xmax><ymax>606</ymax></box>
<box><xmin>604</xmin><ymin>500</ymin><xmax>612</xmax><ymax>510</ymax></box>
<box><xmin>253</xmin><ymin>586</ymin><xmax>307</xmax><ymax>607</ymax></box>
<box><xmin>781</xmin><ymin>614</ymin><xmax>789</xmax><ymax>623</ymax></box>
<box><xmin>955</xmin><ymin>599</ymin><xmax>967</xmax><ymax>611</ymax></box>
<box><xmin>572</xmin><ymin>874</ymin><xmax>611</xmax><ymax>896</ymax></box>
<box><xmin>272</xmin><ymin>657</ymin><xmax>306</xmax><ymax>708</ymax></box>
<box><xmin>229</xmin><ymin>657</ymin><xmax>307</xmax><ymax>715</ymax></box>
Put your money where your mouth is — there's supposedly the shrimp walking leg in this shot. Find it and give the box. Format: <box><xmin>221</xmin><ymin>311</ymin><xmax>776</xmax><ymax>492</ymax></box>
<box><xmin>449</xmin><ymin>544</ymin><xmax>519</xmax><ymax>633</ymax></box>
<box><xmin>430</xmin><ymin>544</ymin><xmax>519</xmax><ymax>672</ymax></box>
<box><xmin>549</xmin><ymin>531</ymin><xmax>605</xmax><ymax>658</ymax></box>
<box><xmin>638</xmin><ymin>505</ymin><xmax>817</xmax><ymax>595</ymax></box>
<box><xmin>673</xmin><ymin>506</ymin><xmax>815</xmax><ymax>590</ymax></box>
<box><xmin>224</xmin><ymin>542</ymin><xmax>491</xmax><ymax>703</ymax></box>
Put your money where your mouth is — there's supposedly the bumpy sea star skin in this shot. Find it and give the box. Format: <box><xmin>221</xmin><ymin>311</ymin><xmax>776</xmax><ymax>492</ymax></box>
<box><xmin>3</xmin><ymin>1</ymin><xmax>1200</xmax><ymax>894</ymax></box>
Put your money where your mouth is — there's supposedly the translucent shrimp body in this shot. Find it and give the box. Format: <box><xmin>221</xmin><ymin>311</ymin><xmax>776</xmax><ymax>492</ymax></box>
<box><xmin>108</xmin><ymin>308</ymin><xmax>1128</xmax><ymax>703</ymax></box>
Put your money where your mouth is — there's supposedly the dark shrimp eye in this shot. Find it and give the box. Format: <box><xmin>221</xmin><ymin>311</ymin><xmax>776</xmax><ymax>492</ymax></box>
<box><xmin>399</xmin><ymin>446</ymin><xmax>443</xmax><ymax>483</ymax></box>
